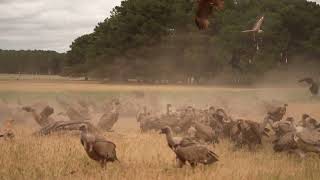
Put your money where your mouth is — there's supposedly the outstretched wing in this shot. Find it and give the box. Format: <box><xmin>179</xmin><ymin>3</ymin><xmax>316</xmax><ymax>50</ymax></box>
<box><xmin>298</xmin><ymin>77</ymin><xmax>314</xmax><ymax>84</ymax></box>
<box><xmin>253</xmin><ymin>16</ymin><xmax>264</xmax><ymax>31</ymax></box>
<box><xmin>241</xmin><ymin>30</ymin><xmax>256</xmax><ymax>33</ymax></box>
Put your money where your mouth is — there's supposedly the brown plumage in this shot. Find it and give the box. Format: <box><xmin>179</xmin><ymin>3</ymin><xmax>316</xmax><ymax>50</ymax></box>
<box><xmin>160</xmin><ymin>126</ymin><xmax>218</xmax><ymax>168</ymax></box>
<box><xmin>0</xmin><ymin>130</ymin><xmax>14</xmax><ymax>140</ymax></box>
<box><xmin>210</xmin><ymin>108</ymin><xmax>235</xmax><ymax>138</ymax></box>
<box><xmin>273</xmin><ymin>132</ymin><xmax>297</xmax><ymax>152</ymax></box>
<box><xmin>97</xmin><ymin>102</ymin><xmax>120</xmax><ymax>132</ymax></box>
<box><xmin>232</xmin><ymin>119</ymin><xmax>268</xmax><ymax>150</ymax></box>
<box><xmin>266</xmin><ymin>104</ymin><xmax>288</xmax><ymax>122</ymax></box>
<box><xmin>300</xmin><ymin>114</ymin><xmax>319</xmax><ymax>129</ymax></box>
<box><xmin>272</xmin><ymin>117</ymin><xmax>296</xmax><ymax>138</ymax></box>
<box><xmin>160</xmin><ymin>126</ymin><xmax>196</xmax><ymax>150</ymax></box>
<box><xmin>80</xmin><ymin>125</ymin><xmax>118</xmax><ymax>168</ymax></box>
<box><xmin>293</xmin><ymin>127</ymin><xmax>320</xmax><ymax>156</ymax></box>
<box><xmin>136</xmin><ymin>107</ymin><xmax>161</xmax><ymax>132</ymax></box>
<box><xmin>298</xmin><ymin>77</ymin><xmax>319</xmax><ymax>96</ymax></box>
<box><xmin>137</xmin><ymin>105</ymin><xmax>185</xmax><ymax>133</ymax></box>
<box><xmin>193</xmin><ymin>122</ymin><xmax>219</xmax><ymax>143</ymax></box>
<box><xmin>66</xmin><ymin>106</ymin><xmax>89</xmax><ymax>121</ymax></box>
<box><xmin>22</xmin><ymin>106</ymin><xmax>55</xmax><ymax>127</ymax></box>
<box><xmin>0</xmin><ymin>119</ymin><xmax>15</xmax><ymax>140</ymax></box>
<box><xmin>273</xmin><ymin>127</ymin><xmax>320</xmax><ymax>158</ymax></box>
<box><xmin>195</xmin><ymin>0</ymin><xmax>224</xmax><ymax>30</ymax></box>
<box><xmin>174</xmin><ymin>144</ymin><xmax>219</xmax><ymax>167</ymax></box>
<box><xmin>36</xmin><ymin>120</ymin><xmax>98</xmax><ymax>136</ymax></box>
<box><xmin>56</xmin><ymin>97</ymin><xmax>89</xmax><ymax>121</ymax></box>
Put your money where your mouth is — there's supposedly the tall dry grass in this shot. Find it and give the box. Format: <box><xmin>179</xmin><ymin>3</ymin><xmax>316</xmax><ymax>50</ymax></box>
<box><xmin>1</xmin><ymin>82</ymin><xmax>320</xmax><ymax>179</ymax></box>
<box><xmin>1</xmin><ymin>124</ymin><xmax>320</xmax><ymax>180</ymax></box>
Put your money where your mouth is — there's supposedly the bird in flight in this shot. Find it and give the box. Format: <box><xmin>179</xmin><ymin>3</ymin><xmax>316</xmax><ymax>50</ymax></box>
<box><xmin>242</xmin><ymin>16</ymin><xmax>265</xmax><ymax>50</ymax></box>
<box><xmin>298</xmin><ymin>77</ymin><xmax>319</xmax><ymax>96</ymax></box>
<box><xmin>195</xmin><ymin>0</ymin><xmax>224</xmax><ymax>30</ymax></box>
<box><xmin>242</xmin><ymin>16</ymin><xmax>265</xmax><ymax>34</ymax></box>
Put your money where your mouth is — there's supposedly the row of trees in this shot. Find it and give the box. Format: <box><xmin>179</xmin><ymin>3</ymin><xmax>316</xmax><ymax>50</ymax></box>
<box><xmin>0</xmin><ymin>50</ymin><xmax>64</xmax><ymax>75</ymax></box>
<box><xmin>65</xmin><ymin>0</ymin><xmax>320</xmax><ymax>83</ymax></box>
<box><xmin>1</xmin><ymin>0</ymin><xmax>319</xmax><ymax>84</ymax></box>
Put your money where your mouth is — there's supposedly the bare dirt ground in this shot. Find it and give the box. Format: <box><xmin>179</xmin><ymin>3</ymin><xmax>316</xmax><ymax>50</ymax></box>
<box><xmin>0</xmin><ymin>80</ymin><xmax>320</xmax><ymax>180</ymax></box>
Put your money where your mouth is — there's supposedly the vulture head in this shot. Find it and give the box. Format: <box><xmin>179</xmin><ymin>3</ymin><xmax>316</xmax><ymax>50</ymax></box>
<box><xmin>22</xmin><ymin>106</ymin><xmax>34</xmax><ymax>112</ymax></box>
<box><xmin>302</xmin><ymin>114</ymin><xmax>310</xmax><ymax>121</ymax></box>
<box><xmin>160</xmin><ymin>126</ymin><xmax>171</xmax><ymax>134</ymax></box>
<box><xmin>79</xmin><ymin>124</ymin><xmax>88</xmax><ymax>132</ymax></box>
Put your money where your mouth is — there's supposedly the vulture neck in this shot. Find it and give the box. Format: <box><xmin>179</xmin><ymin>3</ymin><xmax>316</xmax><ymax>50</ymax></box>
<box><xmin>260</xmin><ymin>117</ymin><xmax>271</xmax><ymax>133</ymax></box>
<box><xmin>165</xmin><ymin>130</ymin><xmax>175</xmax><ymax>147</ymax></box>
<box><xmin>166</xmin><ymin>106</ymin><xmax>170</xmax><ymax>115</ymax></box>
<box><xmin>80</xmin><ymin>129</ymin><xmax>88</xmax><ymax>136</ymax></box>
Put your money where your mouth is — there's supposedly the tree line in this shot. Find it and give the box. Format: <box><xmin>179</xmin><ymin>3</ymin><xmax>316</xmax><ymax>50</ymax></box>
<box><xmin>0</xmin><ymin>50</ymin><xmax>64</xmax><ymax>75</ymax></box>
<box><xmin>1</xmin><ymin>0</ymin><xmax>319</xmax><ymax>84</ymax></box>
<box><xmin>64</xmin><ymin>0</ymin><xmax>320</xmax><ymax>84</ymax></box>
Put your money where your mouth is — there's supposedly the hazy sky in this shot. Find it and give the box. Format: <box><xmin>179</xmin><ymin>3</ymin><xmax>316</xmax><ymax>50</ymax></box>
<box><xmin>0</xmin><ymin>0</ymin><xmax>319</xmax><ymax>53</ymax></box>
<box><xmin>0</xmin><ymin>0</ymin><xmax>122</xmax><ymax>52</ymax></box>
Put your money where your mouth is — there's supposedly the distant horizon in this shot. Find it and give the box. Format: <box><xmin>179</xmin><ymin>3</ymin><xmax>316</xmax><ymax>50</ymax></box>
<box><xmin>0</xmin><ymin>0</ymin><xmax>319</xmax><ymax>53</ymax></box>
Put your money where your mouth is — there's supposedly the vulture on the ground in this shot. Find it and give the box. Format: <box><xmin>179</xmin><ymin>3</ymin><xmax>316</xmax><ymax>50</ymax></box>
<box><xmin>265</xmin><ymin>104</ymin><xmax>288</xmax><ymax>123</ymax></box>
<box><xmin>80</xmin><ymin>125</ymin><xmax>118</xmax><ymax>168</ymax></box>
<box><xmin>160</xmin><ymin>126</ymin><xmax>218</xmax><ymax>167</ymax></box>
<box><xmin>174</xmin><ymin>144</ymin><xmax>219</xmax><ymax>167</ymax></box>
<box><xmin>97</xmin><ymin>101</ymin><xmax>120</xmax><ymax>132</ymax></box>
<box><xmin>22</xmin><ymin>106</ymin><xmax>55</xmax><ymax>127</ymax></box>
<box><xmin>193</xmin><ymin>122</ymin><xmax>219</xmax><ymax>143</ymax></box>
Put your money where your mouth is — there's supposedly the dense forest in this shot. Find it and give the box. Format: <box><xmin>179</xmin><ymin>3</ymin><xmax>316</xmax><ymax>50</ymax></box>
<box><xmin>0</xmin><ymin>50</ymin><xmax>64</xmax><ymax>74</ymax></box>
<box><xmin>1</xmin><ymin>0</ymin><xmax>319</xmax><ymax>84</ymax></box>
<box><xmin>64</xmin><ymin>0</ymin><xmax>320</xmax><ymax>83</ymax></box>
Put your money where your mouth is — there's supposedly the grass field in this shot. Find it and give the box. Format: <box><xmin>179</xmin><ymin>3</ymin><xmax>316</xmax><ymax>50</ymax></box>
<box><xmin>0</xmin><ymin>79</ymin><xmax>320</xmax><ymax>180</ymax></box>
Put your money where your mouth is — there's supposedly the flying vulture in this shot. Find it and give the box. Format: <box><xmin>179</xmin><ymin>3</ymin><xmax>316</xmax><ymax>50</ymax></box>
<box><xmin>195</xmin><ymin>0</ymin><xmax>224</xmax><ymax>30</ymax></box>
<box><xmin>242</xmin><ymin>16</ymin><xmax>265</xmax><ymax>34</ymax></box>
<box><xmin>298</xmin><ymin>77</ymin><xmax>319</xmax><ymax>96</ymax></box>
<box><xmin>242</xmin><ymin>15</ymin><xmax>265</xmax><ymax>50</ymax></box>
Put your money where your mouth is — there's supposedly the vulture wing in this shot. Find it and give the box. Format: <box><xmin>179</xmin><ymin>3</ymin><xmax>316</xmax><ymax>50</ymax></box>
<box><xmin>273</xmin><ymin>132</ymin><xmax>297</xmax><ymax>152</ymax></box>
<box><xmin>175</xmin><ymin>144</ymin><xmax>218</xmax><ymax>164</ymax></box>
<box><xmin>242</xmin><ymin>30</ymin><xmax>256</xmax><ymax>33</ymax></box>
<box><xmin>297</xmin><ymin>129</ymin><xmax>320</xmax><ymax>146</ymax></box>
<box><xmin>93</xmin><ymin>140</ymin><xmax>118</xmax><ymax>160</ymax></box>
<box><xmin>253</xmin><ymin>16</ymin><xmax>264</xmax><ymax>31</ymax></box>
<box><xmin>179</xmin><ymin>137</ymin><xmax>198</xmax><ymax>147</ymax></box>
<box><xmin>298</xmin><ymin>78</ymin><xmax>314</xmax><ymax>85</ymax></box>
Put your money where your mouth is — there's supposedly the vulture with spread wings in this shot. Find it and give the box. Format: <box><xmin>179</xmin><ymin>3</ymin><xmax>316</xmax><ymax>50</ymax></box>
<box><xmin>195</xmin><ymin>0</ymin><xmax>224</xmax><ymax>30</ymax></box>
<box><xmin>242</xmin><ymin>16</ymin><xmax>265</xmax><ymax>34</ymax></box>
<box><xmin>298</xmin><ymin>78</ymin><xmax>319</xmax><ymax>96</ymax></box>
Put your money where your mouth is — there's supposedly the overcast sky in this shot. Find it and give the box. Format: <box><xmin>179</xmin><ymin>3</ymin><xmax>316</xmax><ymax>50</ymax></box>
<box><xmin>0</xmin><ymin>0</ymin><xmax>319</xmax><ymax>53</ymax></box>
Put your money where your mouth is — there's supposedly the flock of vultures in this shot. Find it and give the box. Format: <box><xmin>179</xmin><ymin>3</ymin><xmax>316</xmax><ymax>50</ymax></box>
<box><xmin>0</xmin><ymin>88</ymin><xmax>320</xmax><ymax>169</ymax></box>
<box><xmin>0</xmin><ymin>0</ymin><xmax>320</xmax><ymax>169</ymax></box>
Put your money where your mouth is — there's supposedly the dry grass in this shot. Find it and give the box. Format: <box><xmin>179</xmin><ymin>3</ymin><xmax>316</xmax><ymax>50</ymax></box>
<box><xmin>1</xmin><ymin>80</ymin><xmax>320</xmax><ymax>179</ymax></box>
<box><xmin>1</xmin><ymin>125</ymin><xmax>320</xmax><ymax>180</ymax></box>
